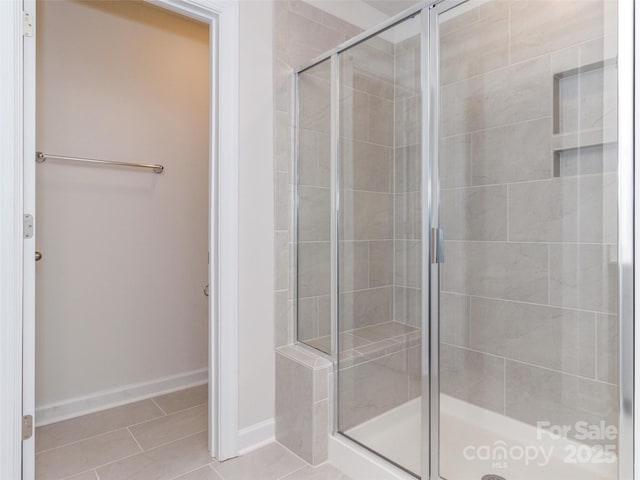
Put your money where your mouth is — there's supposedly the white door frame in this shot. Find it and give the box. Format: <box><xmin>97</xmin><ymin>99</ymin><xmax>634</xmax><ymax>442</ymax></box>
<box><xmin>0</xmin><ymin>1</ymin><xmax>240</xmax><ymax>478</ymax></box>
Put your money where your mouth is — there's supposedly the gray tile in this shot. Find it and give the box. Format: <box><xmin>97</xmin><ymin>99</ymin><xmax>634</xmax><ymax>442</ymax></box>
<box><xmin>440</xmin><ymin>292</ymin><xmax>470</xmax><ymax>348</ymax></box>
<box><xmin>97</xmin><ymin>431</ymin><xmax>212</xmax><ymax>480</ymax></box>
<box><xmin>339</xmin><ymin>88</ymin><xmax>369</xmax><ymax>142</ymax></box>
<box><xmin>298</xmin><ymin>296</ymin><xmax>320</xmax><ymax>343</ymax></box>
<box><xmin>509</xmin><ymin>177</ymin><xmax>579</xmax><ymax>242</ymax></box>
<box><xmin>281</xmin><ymin>464</ymin><xmax>352</xmax><ymax>480</ymax></box>
<box><xmin>471</xmin><ymin>117</ymin><xmax>552</xmax><ymax>185</ymax></box>
<box><xmin>173</xmin><ymin>466</ymin><xmax>222</xmax><ymax>480</ymax></box>
<box><xmin>509</xmin><ymin>174</ymin><xmax>617</xmax><ymax>243</ymax></box>
<box><xmin>352</xmin><ymin>321</ymin><xmax>417</xmax><ymax>343</ymax></box>
<box><xmin>340</xmin><ymin>140</ymin><xmax>393</xmax><ymax>193</ymax></box>
<box><xmin>549</xmin><ymin>243</ymin><xmax>618</xmax><ymax>313</ymax></box>
<box><xmin>338</xmin><ymin>350</ymin><xmax>409</xmax><ymax>430</ymax></box>
<box><xmin>442</xmin><ymin>241</ymin><xmax>549</xmax><ymax>303</ymax></box>
<box><xmin>394</xmin><ymin>94</ymin><xmax>421</xmax><ymax>147</ymax></box>
<box><xmin>440</xmin><ymin>185</ymin><xmax>507</xmax><ymax>241</ymax></box>
<box><xmin>62</xmin><ymin>471</ymin><xmax>98</xmax><ymax>480</ymax></box>
<box><xmin>441</xmin><ymin>56</ymin><xmax>551</xmax><ymax>136</ymax></box>
<box><xmin>439</xmin><ymin>134</ymin><xmax>471</xmax><ymax>189</ymax></box>
<box><xmin>393</xmin><ymin>286</ymin><xmax>421</xmax><ymax>327</ymax></box>
<box><xmin>393</xmin><ymin>240</ymin><xmax>421</xmax><ymax>288</ymax></box>
<box><xmin>275</xmin><ymin>232</ymin><xmax>289</xmax><ymax>291</ymax></box>
<box><xmin>214</xmin><ymin>442</ymin><xmax>306</xmax><ymax>480</ymax></box>
<box><xmin>297</xmin><ymin>129</ymin><xmax>317</xmax><ymax>186</ymax></box>
<box><xmin>339</xmin><ymin>241</ymin><xmax>369</xmax><ymax>292</ymax></box>
<box><xmin>408</xmin><ymin>345</ymin><xmax>422</xmax><ymax>400</ymax></box>
<box><xmin>597</xmin><ymin>313</ymin><xmax>618</xmax><ymax>384</ymax></box>
<box><xmin>368</xmin><ymin>95</ymin><xmax>394</xmax><ymax>147</ymax></box>
<box><xmin>339</xmin><ymin>286</ymin><xmax>392</xmax><ymax>330</ymax></box>
<box><xmin>312</xmin><ymin>400</ymin><xmax>329</xmax><ymax>465</ymax></box>
<box><xmin>152</xmin><ymin>385</ymin><xmax>207</xmax><ymax>415</ymax></box>
<box><xmin>298</xmin><ymin>186</ymin><xmax>331</xmax><ymax>242</ymax></box>
<box><xmin>275</xmin><ymin>171</ymin><xmax>290</xmax><ymax>231</ymax></box>
<box><xmin>505</xmin><ymin>361</ymin><xmax>618</xmax><ymax>441</ymax></box>
<box><xmin>276</xmin><ymin>290</ymin><xmax>291</xmax><ymax>347</ymax></box>
<box><xmin>440</xmin><ymin>0</ymin><xmax>509</xmax><ymax>85</ymax></box>
<box><xmin>298</xmin><ymin>242</ymin><xmax>330</xmax><ymax>297</ymax></box>
<box><xmin>440</xmin><ymin>344</ymin><xmax>505</xmax><ymax>414</ymax></box>
<box><xmin>368</xmin><ymin>240</ymin><xmax>393</xmax><ymax>288</ymax></box>
<box><xmin>469</xmin><ymin>297</ymin><xmax>596</xmax><ymax>378</ymax></box>
<box><xmin>276</xmin><ymin>353</ymin><xmax>314</xmax><ymax>463</ymax></box>
<box><xmin>340</xmin><ymin>190</ymin><xmax>394</xmax><ymax>241</ymax></box>
<box><xmin>35</xmin><ymin>400</ymin><xmax>162</xmax><ymax>453</ymax></box>
<box><xmin>129</xmin><ymin>404</ymin><xmax>207</xmax><ymax>451</ymax></box>
<box><xmin>510</xmin><ymin>0</ymin><xmax>606</xmax><ymax>63</ymax></box>
<box><xmin>299</xmin><ymin>70</ymin><xmax>331</xmax><ymax>134</ymax></box>
<box><xmin>36</xmin><ymin>429</ymin><xmax>140</xmax><ymax>480</ymax></box>
<box><xmin>394</xmin><ymin>144</ymin><xmax>420</xmax><ymax>194</ymax></box>
<box><xmin>393</xmin><ymin>192</ymin><xmax>421</xmax><ymax>240</ymax></box>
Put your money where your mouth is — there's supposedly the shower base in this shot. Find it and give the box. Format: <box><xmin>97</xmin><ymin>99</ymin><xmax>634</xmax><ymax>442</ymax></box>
<box><xmin>344</xmin><ymin>395</ymin><xmax>616</xmax><ymax>480</ymax></box>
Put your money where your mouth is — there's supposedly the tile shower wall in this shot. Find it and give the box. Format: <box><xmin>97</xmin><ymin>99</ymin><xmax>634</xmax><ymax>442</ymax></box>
<box><xmin>274</xmin><ymin>0</ymin><xmax>361</xmax><ymax>349</ymax></box>
<box><xmin>438</xmin><ymin>0</ymin><xmax>619</xmax><ymax>435</ymax></box>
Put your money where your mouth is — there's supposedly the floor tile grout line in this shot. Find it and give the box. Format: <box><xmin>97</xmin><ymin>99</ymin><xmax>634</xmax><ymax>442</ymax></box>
<box><xmin>36</xmin><ymin>427</ymin><xmax>141</xmax><ymax>456</ymax></box>
<box><xmin>126</xmin><ymin>426</ymin><xmax>145</xmax><ymax>453</ymax></box>
<box><xmin>165</xmin><ymin>463</ymin><xmax>216</xmax><ymax>480</ymax></box>
<box><xmin>132</xmin><ymin>426</ymin><xmax>209</xmax><ymax>453</ymax></box>
<box><xmin>151</xmin><ymin>397</ymin><xmax>168</xmax><ymax>416</ymax></box>
<box><xmin>36</xmin><ymin>401</ymin><xmax>206</xmax><ymax>455</ymax></box>
<box><xmin>81</xmin><ymin>430</ymin><xmax>210</xmax><ymax>478</ymax></box>
<box><xmin>277</xmin><ymin>464</ymin><xmax>309</xmax><ymax>480</ymax></box>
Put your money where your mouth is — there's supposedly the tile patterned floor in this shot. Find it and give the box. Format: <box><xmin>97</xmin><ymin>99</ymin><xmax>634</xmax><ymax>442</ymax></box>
<box><xmin>35</xmin><ymin>385</ymin><xmax>351</xmax><ymax>480</ymax></box>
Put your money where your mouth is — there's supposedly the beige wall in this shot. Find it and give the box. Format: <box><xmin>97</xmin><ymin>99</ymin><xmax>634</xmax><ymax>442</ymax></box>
<box><xmin>36</xmin><ymin>0</ymin><xmax>210</xmax><ymax>409</ymax></box>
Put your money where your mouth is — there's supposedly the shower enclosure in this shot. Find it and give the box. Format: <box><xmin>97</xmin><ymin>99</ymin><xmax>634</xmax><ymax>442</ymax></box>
<box><xmin>295</xmin><ymin>0</ymin><xmax>632</xmax><ymax>478</ymax></box>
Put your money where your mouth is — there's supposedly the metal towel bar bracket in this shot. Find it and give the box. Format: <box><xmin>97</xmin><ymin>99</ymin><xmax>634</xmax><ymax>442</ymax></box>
<box><xmin>36</xmin><ymin>152</ymin><xmax>164</xmax><ymax>174</ymax></box>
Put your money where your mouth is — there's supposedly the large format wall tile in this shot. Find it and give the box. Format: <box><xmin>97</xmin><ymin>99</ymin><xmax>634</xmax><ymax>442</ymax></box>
<box><xmin>471</xmin><ymin>117</ymin><xmax>552</xmax><ymax>185</ymax></box>
<box><xmin>339</xmin><ymin>286</ymin><xmax>393</xmax><ymax>330</ymax></box>
<box><xmin>509</xmin><ymin>174</ymin><xmax>617</xmax><ymax>243</ymax></box>
<box><xmin>340</xmin><ymin>140</ymin><xmax>393</xmax><ymax>193</ymax></box>
<box><xmin>439</xmin><ymin>134</ymin><xmax>471</xmax><ymax>189</ymax></box>
<box><xmin>298</xmin><ymin>186</ymin><xmax>330</xmax><ymax>241</ymax></box>
<box><xmin>597</xmin><ymin>313</ymin><xmax>619</xmax><ymax>384</ymax></box>
<box><xmin>440</xmin><ymin>292</ymin><xmax>470</xmax><ymax>348</ymax></box>
<box><xmin>339</xmin><ymin>241</ymin><xmax>369</xmax><ymax>292</ymax></box>
<box><xmin>276</xmin><ymin>352</ymin><xmax>314</xmax><ymax>463</ymax></box>
<box><xmin>439</xmin><ymin>0</ymin><xmax>509</xmax><ymax>85</ymax></box>
<box><xmin>440</xmin><ymin>185</ymin><xmax>507</xmax><ymax>241</ymax></box>
<box><xmin>298</xmin><ymin>242</ymin><xmax>330</xmax><ymax>297</ymax></box>
<box><xmin>394</xmin><ymin>144</ymin><xmax>420</xmax><ymax>194</ymax></box>
<box><xmin>338</xmin><ymin>350</ymin><xmax>409</xmax><ymax>430</ymax></box>
<box><xmin>440</xmin><ymin>344</ymin><xmax>505</xmax><ymax>414</ymax></box>
<box><xmin>469</xmin><ymin>297</ymin><xmax>596</xmax><ymax>378</ymax></box>
<box><xmin>340</xmin><ymin>190</ymin><xmax>394</xmax><ymax>240</ymax></box>
<box><xmin>394</xmin><ymin>239</ymin><xmax>421</xmax><ymax>288</ymax></box>
<box><xmin>369</xmin><ymin>240</ymin><xmax>394</xmax><ymax>288</ymax></box>
<box><xmin>442</xmin><ymin>241</ymin><xmax>549</xmax><ymax>303</ymax></box>
<box><xmin>505</xmin><ymin>361</ymin><xmax>618</xmax><ymax>439</ymax></box>
<box><xmin>393</xmin><ymin>286</ymin><xmax>421</xmax><ymax>327</ymax></box>
<box><xmin>549</xmin><ymin>243</ymin><xmax>618</xmax><ymax>313</ymax></box>
<box><xmin>510</xmin><ymin>0</ymin><xmax>607</xmax><ymax>63</ymax></box>
<box><xmin>441</xmin><ymin>56</ymin><xmax>551</xmax><ymax>137</ymax></box>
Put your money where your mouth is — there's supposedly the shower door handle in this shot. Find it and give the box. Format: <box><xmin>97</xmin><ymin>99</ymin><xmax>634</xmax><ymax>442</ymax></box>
<box><xmin>431</xmin><ymin>227</ymin><xmax>444</xmax><ymax>264</ymax></box>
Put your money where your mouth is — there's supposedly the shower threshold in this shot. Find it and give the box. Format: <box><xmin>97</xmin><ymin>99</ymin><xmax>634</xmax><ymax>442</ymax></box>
<box><xmin>344</xmin><ymin>395</ymin><xmax>617</xmax><ymax>480</ymax></box>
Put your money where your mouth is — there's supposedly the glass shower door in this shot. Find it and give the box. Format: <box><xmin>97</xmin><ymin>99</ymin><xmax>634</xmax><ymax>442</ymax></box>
<box><xmin>433</xmin><ymin>0</ymin><xmax>620</xmax><ymax>479</ymax></box>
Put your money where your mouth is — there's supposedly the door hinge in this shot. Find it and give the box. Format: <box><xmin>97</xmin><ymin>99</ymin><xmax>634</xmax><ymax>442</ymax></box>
<box><xmin>23</xmin><ymin>12</ymin><xmax>33</xmax><ymax>37</ymax></box>
<box><xmin>24</xmin><ymin>214</ymin><xmax>34</xmax><ymax>239</ymax></box>
<box><xmin>431</xmin><ymin>227</ymin><xmax>444</xmax><ymax>264</ymax></box>
<box><xmin>22</xmin><ymin>415</ymin><xmax>33</xmax><ymax>440</ymax></box>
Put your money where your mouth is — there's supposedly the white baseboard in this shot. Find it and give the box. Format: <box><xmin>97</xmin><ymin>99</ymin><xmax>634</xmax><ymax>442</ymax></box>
<box><xmin>35</xmin><ymin>368</ymin><xmax>208</xmax><ymax>427</ymax></box>
<box><xmin>238</xmin><ymin>418</ymin><xmax>275</xmax><ymax>455</ymax></box>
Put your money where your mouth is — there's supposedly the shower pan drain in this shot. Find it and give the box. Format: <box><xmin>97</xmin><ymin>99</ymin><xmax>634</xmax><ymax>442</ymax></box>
<box><xmin>481</xmin><ymin>475</ymin><xmax>506</xmax><ymax>480</ymax></box>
